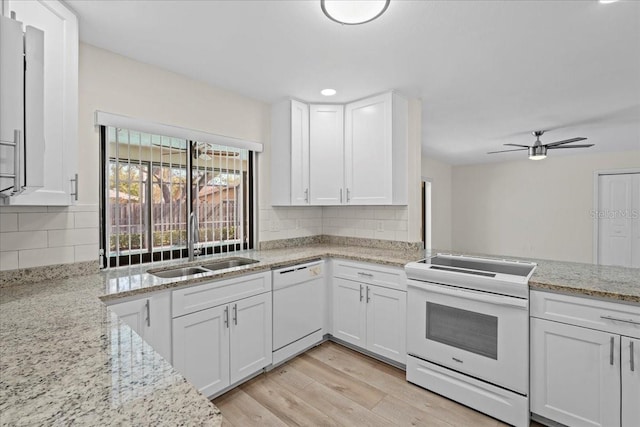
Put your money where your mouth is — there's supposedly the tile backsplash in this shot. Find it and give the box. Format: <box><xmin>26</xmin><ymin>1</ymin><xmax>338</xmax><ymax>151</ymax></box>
<box><xmin>258</xmin><ymin>205</ymin><xmax>412</xmax><ymax>243</ymax></box>
<box><xmin>0</xmin><ymin>204</ymin><xmax>99</xmax><ymax>271</ymax></box>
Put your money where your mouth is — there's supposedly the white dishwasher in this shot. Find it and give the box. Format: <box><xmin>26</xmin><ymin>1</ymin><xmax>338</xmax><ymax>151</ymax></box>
<box><xmin>272</xmin><ymin>260</ymin><xmax>324</xmax><ymax>365</ymax></box>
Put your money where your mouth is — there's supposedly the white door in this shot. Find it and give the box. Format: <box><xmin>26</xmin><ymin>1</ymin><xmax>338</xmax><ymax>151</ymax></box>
<box><xmin>309</xmin><ymin>104</ymin><xmax>344</xmax><ymax>205</ymax></box>
<box><xmin>530</xmin><ymin>318</ymin><xmax>620</xmax><ymax>427</ymax></box>
<box><xmin>332</xmin><ymin>278</ymin><xmax>366</xmax><ymax>348</ymax></box>
<box><xmin>172</xmin><ymin>305</ymin><xmax>230</xmax><ymax>398</ymax></box>
<box><xmin>622</xmin><ymin>336</ymin><xmax>640</xmax><ymax>427</ymax></box>
<box><xmin>344</xmin><ymin>93</ymin><xmax>392</xmax><ymax>205</ymax></box>
<box><xmin>365</xmin><ymin>285</ymin><xmax>406</xmax><ymax>364</ymax></box>
<box><xmin>598</xmin><ymin>173</ymin><xmax>640</xmax><ymax>268</ymax></box>
<box><xmin>229</xmin><ymin>293</ymin><xmax>272</xmax><ymax>384</ymax></box>
<box><xmin>290</xmin><ymin>99</ymin><xmax>310</xmax><ymax>205</ymax></box>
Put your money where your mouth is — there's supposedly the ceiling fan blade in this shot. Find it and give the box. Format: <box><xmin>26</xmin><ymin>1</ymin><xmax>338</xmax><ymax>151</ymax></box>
<box><xmin>503</xmin><ymin>143</ymin><xmax>530</xmax><ymax>148</ymax></box>
<box><xmin>487</xmin><ymin>148</ymin><xmax>529</xmax><ymax>154</ymax></box>
<box><xmin>544</xmin><ymin>137</ymin><xmax>587</xmax><ymax>147</ymax></box>
<box><xmin>547</xmin><ymin>144</ymin><xmax>594</xmax><ymax>149</ymax></box>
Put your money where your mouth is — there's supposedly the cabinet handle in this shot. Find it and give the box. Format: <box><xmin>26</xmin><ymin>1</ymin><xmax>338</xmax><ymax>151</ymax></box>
<box><xmin>340</xmin><ymin>188</ymin><xmax>343</xmax><ymax>203</ymax></box>
<box><xmin>610</xmin><ymin>336</ymin><xmax>615</xmax><ymax>366</ymax></box>
<box><xmin>359</xmin><ymin>284</ymin><xmax>363</xmax><ymax>302</ymax></box>
<box><xmin>145</xmin><ymin>299</ymin><xmax>151</xmax><ymax>327</ymax></box>
<box><xmin>600</xmin><ymin>315</ymin><xmax>640</xmax><ymax>326</ymax></box>
<box><xmin>631</xmin><ymin>341</ymin><xmax>635</xmax><ymax>372</ymax></box>
<box><xmin>304</xmin><ymin>188</ymin><xmax>309</xmax><ymax>203</ymax></box>
<box><xmin>366</xmin><ymin>286</ymin><xmax>370</xmax><ymax>303</ymax></box>
<box><xmin>233</xmin><ymin>304</ymin><xmax>238</xmax><ymax>325</ymax></box>
<box><xmin>224</xmin><ymin>306</ymin><xmax>229</xmax><ymax>328</ymax></box>
<box><xmin>346</xmin><ymin>188</ymin><xmax>351</xmax><ymax>203</ymax></box>
<box><xmin>70</xmin><ymin>173</ymin><xmax>79</xmax><ymax>201</ymax></box>
<box><xmin>358</xmin><ymin>272</ymin><xmax>374</xmax><ymax>278</ymax></box>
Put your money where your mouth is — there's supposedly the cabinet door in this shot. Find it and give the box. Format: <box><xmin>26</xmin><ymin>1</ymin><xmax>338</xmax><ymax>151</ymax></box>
<box><xmin>229</xmin><ymin>293</ymin><xmax>272</xmax><ymax>385</ymax></box>
<box><xmin>344</xmin><ymin>93</ymin><xmax>393</xmax><ymax>205</ymax></box>
<box><xmin>172</xmin><ymin>305</ymin><xmax>230</xmax><ymax>398</ymax></box>
<box><xmin>531</xmin><ymin>318</ymin><xmax>620</xmax><ymax>427</ymax></box>
<box><xmin>365</xmin><ymin>285</ymin><xmax>406</xmax><ymax>364</ymax></box>
<box><xmin>0</xmin><ymin>16</ymin><xmax>24</xmax><ymax>195</ymax></box>
<box><xmin>332</xmin><ymin>278</ymin><xmax>366</xmax><ymax>348</ymax></box>
<box><xmin>2</xmin><ymin>0</ymin><xmax>78</xmax><ymax>205</ymax></box>
<box><xmin>109</xmin><ymin>293</ymin><xmax>172</xmax><ymax>363</ymax></box>
<box><xmin>309</xmin><ymin>104</ymin><xmax>344</xmax><ymax>205</ymax></box>
<box><xmin>109</xmin><ymin>298</ymin><xmax>147</xmax><ymax>338</ymax></box>
<box><xmin>290</xmin><ymin>100</ymin><xmax>310</xmax><ymax>205</ymax></box>
<box><xmin>622</xmin><ymin>336</ymin><xmax>640</xmax><ymax>427</ymax></box>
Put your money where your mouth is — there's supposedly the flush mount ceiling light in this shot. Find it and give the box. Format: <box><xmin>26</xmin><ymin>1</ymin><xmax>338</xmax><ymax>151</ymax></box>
<box><xmin>321</xmin><ymin>88</ymin><xmax>337</xmax><ymax>96</ymax></box>
<box><xmin>321</xmin><ymin>0</ymin><xmax>390</xmax><ymax>25</ymax></box>
<box><xmin>599</xmin><ymin>0</ymin><xmax>619</xmax><ymax>3</ymax></box>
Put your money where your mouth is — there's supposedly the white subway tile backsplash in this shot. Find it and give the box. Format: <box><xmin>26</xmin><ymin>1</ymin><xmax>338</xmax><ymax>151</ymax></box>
<box><xmin>19</xmin><ymin>246</ymin><xmax>74</xmax><ymax>269</ymax></box>
<box><xmin>0</xmin><ymin>231</ymin><xmax>48</xmax><ymax>251</ymax></box>
<box><xmin>0</xmin><ymin>214</ymin><xmax>18</xmax><ymax>232</ymax></box>
<box><xmin>74</xmin><ymin>244</ymin><xmax>99</xmax><ymax>263</ymax></box>
<box><xmin>74</xmin><ymin>212</ymin><xmax>99</xmax><ymax>229</ymax></box>
<box><xmin>0</xmin><ymin>251</ymin><xmax>18</xmax><ymax>270</ymax></box>
<box><xmin>48</xmin><ymin>228</ymin><xmax>98</xmax><ymax>247</ymax></box>
<box><xmin>18</xmin><ymin>212</ymin><xmax>74</xmax><ymax>231</ymax></box>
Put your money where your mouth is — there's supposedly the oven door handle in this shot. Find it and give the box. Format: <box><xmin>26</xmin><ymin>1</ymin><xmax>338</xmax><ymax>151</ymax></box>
<box><xmin>416</xmin><ymin>283</ymin><xmax>528</xmax><ymax>309</ymax></box>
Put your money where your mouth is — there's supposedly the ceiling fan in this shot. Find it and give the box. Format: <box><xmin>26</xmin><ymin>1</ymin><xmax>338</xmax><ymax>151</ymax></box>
<box><xmin>488</xmin><ymin>131</ymin><xmax>594</xmax><ymax>160</ymax></box>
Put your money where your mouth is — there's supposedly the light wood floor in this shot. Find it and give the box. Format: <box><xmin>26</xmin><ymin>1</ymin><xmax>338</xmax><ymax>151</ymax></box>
<box><xmin>213</xmin><ymin>341</ymin><xmax>544</xmax><ymax>427</ymax></box>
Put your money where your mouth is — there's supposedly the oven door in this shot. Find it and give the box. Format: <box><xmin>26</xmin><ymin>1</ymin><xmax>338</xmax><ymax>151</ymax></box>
<box><xmin>407</xmin><ymin>279</ymin><xmax>528</xmax><ymax>395</ymax></box>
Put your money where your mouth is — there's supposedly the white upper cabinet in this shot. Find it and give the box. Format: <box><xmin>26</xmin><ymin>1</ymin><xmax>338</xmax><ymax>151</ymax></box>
<box><xmin>1</xmin><ymin>0</ymin><xmax>78</xmax><ymax>206</ymax></box>
<box><xmin>309</xmin><ymin>104</ymin><xmax>344</xmax><ymax>205</ymax></box>
<box><xmin>344</xmin><ymin>92</ymin><xmax>408</xmax><ymax>205</ymax></box>
<box><xmin>270</xmin><ymin>92</ymin><xmax>409</xmax><ymax>206</ymax></box>
<box><xmin>271</xmin><ymin>99</ymin><xmax>309</xmax><ymax>206</ymax></box>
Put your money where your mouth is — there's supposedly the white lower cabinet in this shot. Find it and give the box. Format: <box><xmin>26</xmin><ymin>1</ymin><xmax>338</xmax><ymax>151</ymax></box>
<box><xmin>622</xmin><ymin>336</ymin><xmax>640</xmax><ymax>427</ymax></box>
<box><xmin>108</xmin><ymin>291</ymin><xmax>172</xmax><ymax>363</ymax></box>
<box><xmin>530</xmin><ymin>290</ymin><xmax>640</xmax><ymax>427</ymax></box>
<box><xmin>332</xmin><ymin>277</ymin><xmax>406</xmax><ymax>364</ymax></box>
<box><xmin>531</xmin><ymin>318</ymin><xmax>620</xmax><ymax>427</ymax></box>
<box><xmin>172</xmin><ymin>292</ymin><xmax>272</xmax><ymax>398</ymax></box>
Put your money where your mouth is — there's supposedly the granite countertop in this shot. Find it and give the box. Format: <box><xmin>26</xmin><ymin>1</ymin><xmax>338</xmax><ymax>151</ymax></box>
<box><xmin>1</xmin><ymin>243</ymin><xmax>639</xmax><ymax>426</ymax></box>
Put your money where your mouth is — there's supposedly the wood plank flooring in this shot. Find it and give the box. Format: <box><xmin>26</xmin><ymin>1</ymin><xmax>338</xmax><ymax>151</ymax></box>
<box><xmin>213</xmin><ymin>341</ymin><xmax>544</xmax><ymax>427</ymax></box>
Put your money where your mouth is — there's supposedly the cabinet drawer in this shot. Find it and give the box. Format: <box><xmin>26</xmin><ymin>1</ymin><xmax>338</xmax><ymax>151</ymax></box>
<box><xmin>531</xmin><ymin>290</ymin><xmax>640</xmax><ymax>338</ymax></box>
<box><xmin>333</xmin><ymin>259</ymin><xmax>406</xmax><ymax>291</ymax></box>
<box><xmin>172</xmin><ymin>271</ymin><xmax>271</xmax><ymax>318</ymax></box>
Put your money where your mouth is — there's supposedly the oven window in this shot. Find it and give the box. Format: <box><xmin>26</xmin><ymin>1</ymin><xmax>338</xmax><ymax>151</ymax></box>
<box><xmin>426</xmin><ymin>302</ymin><xmax>498</xmax><ymax>360</ymax></box>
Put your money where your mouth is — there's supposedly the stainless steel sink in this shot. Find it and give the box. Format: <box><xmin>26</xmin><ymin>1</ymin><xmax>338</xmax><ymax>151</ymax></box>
<box><xmin>147</xmin><ymin>257</ymin><xmax>259</xmax><ymax>279</ymax></box>
<box><xmin>200</xmin><ymin>257</ymin><xmax>259</xmax><ymax>271</ymax></box>
<box><xmin>148</xmin><ymin>266</ymin><xmax>209</xmax><ymax>279</ymax></box>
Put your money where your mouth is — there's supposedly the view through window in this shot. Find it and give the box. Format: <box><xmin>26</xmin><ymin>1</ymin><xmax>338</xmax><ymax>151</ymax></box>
<box><xmin>102</xmin><ymin>127</ymin><xmax>252</xmax><ymax>267</ymax></box>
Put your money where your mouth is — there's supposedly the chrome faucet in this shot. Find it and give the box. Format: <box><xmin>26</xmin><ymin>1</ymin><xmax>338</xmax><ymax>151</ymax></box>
<box><xmin>188</xmin><ymin>211</ymin><xmax>201</xmax><ymax>261</ymax></box>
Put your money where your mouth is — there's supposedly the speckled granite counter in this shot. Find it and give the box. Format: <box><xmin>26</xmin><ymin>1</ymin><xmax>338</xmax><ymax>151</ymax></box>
<box><xmin>1</xmin><ymin>243</ymin><xmax>638</xmax><ymax>426</ymax></box>
<box><xmin>527</xmin><ymin>258</ymin><xmax>640</xmax><ymax>303</ymax></box>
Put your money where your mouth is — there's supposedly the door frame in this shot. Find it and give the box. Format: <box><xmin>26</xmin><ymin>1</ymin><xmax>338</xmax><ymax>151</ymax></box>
<box><xmin>592</xmin><ymin>168</ymin><xmax>640</xmax><ymax>264</ymax></box>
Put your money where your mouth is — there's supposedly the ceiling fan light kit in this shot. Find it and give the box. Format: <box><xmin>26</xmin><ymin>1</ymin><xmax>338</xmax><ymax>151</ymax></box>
<box><xmin>488</xmin><ymin>130</ymin><xmax>593</xmax><ymax>161</ymax></box>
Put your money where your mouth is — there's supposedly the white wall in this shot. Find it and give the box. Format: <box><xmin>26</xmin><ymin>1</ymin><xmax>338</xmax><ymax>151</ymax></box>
<box><xmin>451</xmin><ymin>150</ymin><xmax>640</xmax><ymax>263</ymax></box>
<box><xmin>422</xmin><ymin>156</ymin><xmax>453</xmax><ymax>250</ymax></box>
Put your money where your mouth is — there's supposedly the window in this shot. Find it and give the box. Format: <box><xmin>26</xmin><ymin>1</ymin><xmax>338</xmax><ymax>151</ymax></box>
<box><xmin>100</xmin><ymin>126</ymin><xmax>253</xmax><ymax>268</ymax></box>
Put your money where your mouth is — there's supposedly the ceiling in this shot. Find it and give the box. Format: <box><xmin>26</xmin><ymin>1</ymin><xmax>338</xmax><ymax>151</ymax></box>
<box><xmin>68</xmin><ymin>0</ymin><xmax>640</xmax><ymax>165</ymax></box>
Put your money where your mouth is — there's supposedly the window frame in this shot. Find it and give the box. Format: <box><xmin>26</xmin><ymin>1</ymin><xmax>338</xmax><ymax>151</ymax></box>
<box><xmin>99</xmin><ymin>125</ymin><xmax>254</xmax><ymax>268</ymax></box>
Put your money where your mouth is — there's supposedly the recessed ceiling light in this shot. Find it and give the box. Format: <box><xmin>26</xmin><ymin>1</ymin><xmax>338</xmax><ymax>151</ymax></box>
<box><xmin>599</xmin><ymin>0</ymin><xmax>619</xmax><ymax>3</ymax></box>
<box><xmin>321</xmin><ymin>88</ymin><xmax>337</xmax><ymax>96</ymax></box>
<box><xmin>321</xmin><ymin>0</ymin><xmax>390</xmax><ymax>25</ymax></box>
